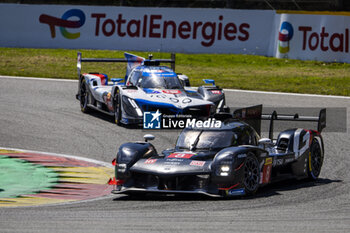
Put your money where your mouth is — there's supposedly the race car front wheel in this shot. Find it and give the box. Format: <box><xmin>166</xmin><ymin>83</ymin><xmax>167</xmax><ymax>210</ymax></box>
<box><xmin>243</xmin><ymin>153</ymin><xmax>260</xmax><ymax>195</ymax></box>
<box><xmin>114</xmin><ymin>89</ymin><xmax>122</xmax><ymax>125</ymax></box>
<box><xmin>307</xmin><ymin>138</ymin><xmax>323</xmax><ymax>180</ymax></box>
<box><xmin>80</xmin><ymin>79</ymin><xmax>90</xmax><ymax>113</ymax></box>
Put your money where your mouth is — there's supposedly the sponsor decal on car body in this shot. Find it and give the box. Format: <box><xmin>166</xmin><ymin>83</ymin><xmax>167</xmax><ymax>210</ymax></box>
<box><xmin>260</xmin><ymin>157</ymin><xmax>273</xmax><ymax>184</ymax></box>
<box><xmin>237</xmin><ymin>153</ymin><xmax>247</xmax><ymax>159</ymax></box>
<box><xmin>227</xmin><ymin>188</ymin><xmax>245</xmax><ymax>196</ymax></box>
<box><xmin>265</xmin><ymin>157</ymin><xmax>273</xmax><ymax>165</ymax></box>
<box><xmin>168</xmin><ymin>153</ymin><xmax>195</xmax><ymax>159</ymax></box>
<box><xmin>190</xmin><ymin>161</ymin><xmax>206</xmax><ymax>166</ymax></box>
<box><xmin>162</xmin><ymin>90</ymin><xmax>182</xmax><ymax>94</ymax></box>
<box><xmin>210</xmin><ymin>90</ymin><xmax>222</xmax><ymax>94</ymax></box>
<box><xmin>144</xmin><ymin>159</ymin><xmax>157</xmax><ymax>164</ymax></box>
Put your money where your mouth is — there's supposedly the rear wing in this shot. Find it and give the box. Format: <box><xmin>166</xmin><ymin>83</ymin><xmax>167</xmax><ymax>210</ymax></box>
<box><xmin>262</xmin><ymin>108</ymin><xmax>326</xmax><ymax>139</ymax></box>
<box><xmin>77</xmin><ymin>52</ymin><xmax>176</xmax><ymax>79</ymax></box>
<box><xmin>232</xmin><ymin>105</ymin><xmax>326</xmax><ymax>139</ymax></box>
<box><xmin>232</xmin><ymin>105</ymin><xmax>262</xmax><ymax>135</ymax></box>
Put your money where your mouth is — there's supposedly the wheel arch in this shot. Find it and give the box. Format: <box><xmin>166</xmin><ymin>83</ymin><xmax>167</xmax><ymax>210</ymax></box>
<box><xmin>211</xmin><ymin>146</ymin><xmax>266</xmax><ymax>189</ymax></box>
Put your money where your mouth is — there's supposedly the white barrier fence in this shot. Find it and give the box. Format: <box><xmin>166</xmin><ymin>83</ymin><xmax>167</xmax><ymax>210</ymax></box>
<box><xmin>0</xmin><ymin>4</ymin><xmax>349</xmax><ymax>63</ymax></box>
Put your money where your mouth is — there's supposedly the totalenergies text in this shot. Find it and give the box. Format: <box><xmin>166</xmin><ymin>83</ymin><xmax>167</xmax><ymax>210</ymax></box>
<box><xmin>91</xmin><ymin>13</ymin><xmax>250</xmax><ymax>47</ymax></box>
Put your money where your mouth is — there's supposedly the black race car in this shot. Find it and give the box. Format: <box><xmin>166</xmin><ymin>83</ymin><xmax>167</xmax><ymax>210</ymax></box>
<box><xmin>109</xmin><ymin>105</ymin><xmax>326</xmax><ymax>197</ymax></box>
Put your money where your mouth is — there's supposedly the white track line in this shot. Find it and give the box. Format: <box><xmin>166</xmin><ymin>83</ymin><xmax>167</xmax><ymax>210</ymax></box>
<box><xmin>1</xmin><ymin>75</ymin><xmax>349</xmax><ymax>99</ymax></box>
<box><xmin>0</xmin><ymin>75</ymin><xmax>77</xmax><ymax>82</ymax></box>
<box><xmin>223</xmin><ymin>88</ymin><xmax>350</xmax><ymax>99</ymax></box>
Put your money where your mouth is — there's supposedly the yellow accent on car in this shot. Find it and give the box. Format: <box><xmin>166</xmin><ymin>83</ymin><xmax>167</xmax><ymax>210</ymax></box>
<box><xmin>265</xmin><ymin>157</ymin><xmax>273</xmax><ymax>165</ymax></box>
<box><xmin>309</xmin><ymin>152</ymin><xmax>312</xmax><ymax>172</ymax></box>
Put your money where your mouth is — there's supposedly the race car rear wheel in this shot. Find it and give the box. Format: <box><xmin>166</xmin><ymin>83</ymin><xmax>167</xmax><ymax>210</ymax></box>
<box><xmin>114</xmin><ymin>88</ymin><xmax>122</xmax><ymax>125</ymax></box>
<box><xmin>307</xmin><ymin>138</ymin><xmax>323</xmax><ymax>180</ymax></box>
<box><xmin>243</xmin><ymin>153</ymin><xmax>260</xmax><ymax>195</ymax></box>
<box><xmin>80</xmin><ymin>79</ymin><xmax>90</xmax><ymax>113</ymax></box>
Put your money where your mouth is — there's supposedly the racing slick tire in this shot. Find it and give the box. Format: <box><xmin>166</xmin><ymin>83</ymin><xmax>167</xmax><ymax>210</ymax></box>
<box><xmin>113</xmin><ymin>88</ymin><xmax>122</xmax><ymax>126</ymax></box>
<box><xmin>242</xmin><ymin>153</ymin><xmax>260</xmax><ymax>195</ymax></box>
<box><xmin>307</xmin><ymin>138</ymin><xmax>324</xmax><ymax>180</ymax></box>
<box><xmin>80</xmin><ymin>79</ymin><xmax>90</xmax><ymax>113</ymax></box>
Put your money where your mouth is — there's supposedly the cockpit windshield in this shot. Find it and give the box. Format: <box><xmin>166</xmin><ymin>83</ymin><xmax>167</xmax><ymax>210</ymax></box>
<box><xmin>176</xmin><ymin>129</ymin><xmax>237</xmax><ymax>151</ymax></box>
<box><xmin>140</xmin><ymin>74</ymin><xmax>183</xmax><ymax>89</ymax></box>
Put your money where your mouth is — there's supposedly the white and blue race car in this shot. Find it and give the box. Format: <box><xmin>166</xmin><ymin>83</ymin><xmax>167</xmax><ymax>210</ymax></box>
<box><xmin>76</xmin><ymin>52</ymin><xmax>229</xmax><ymax>125</ymax></box>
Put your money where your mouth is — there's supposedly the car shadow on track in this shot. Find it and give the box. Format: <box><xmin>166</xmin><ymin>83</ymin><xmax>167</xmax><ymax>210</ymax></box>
<box><xmin>252</xmin><ymin>177</ymin><xmax>342</xmax><ymax>199</ymax></box>
<box><xmin>86</xmin><ymin>111</ymin><xmax>141</xmax><ymax>129</ymax></box>
<box><xmin>111</xmin><ymin>177</ymin><xmax>342</xmax><ymax>202</ymax></box>
<box><xmin>112</xmin><ymin>193</ymin><xmax>217</xmax><ymax>202</ymax></box>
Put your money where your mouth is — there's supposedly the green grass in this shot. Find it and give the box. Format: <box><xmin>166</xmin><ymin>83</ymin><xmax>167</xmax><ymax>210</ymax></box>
<box><xmin>0</xmin><ymin>47</ymin><xmax>349</xmax><ymax>96</ymax></box>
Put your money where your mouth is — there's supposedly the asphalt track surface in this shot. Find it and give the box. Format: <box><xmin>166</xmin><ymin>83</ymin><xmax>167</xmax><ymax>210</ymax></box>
<box><xmin>0</xmin><ymin>76</ymin><xmax>349</xmax><ymax>232</ymax></box>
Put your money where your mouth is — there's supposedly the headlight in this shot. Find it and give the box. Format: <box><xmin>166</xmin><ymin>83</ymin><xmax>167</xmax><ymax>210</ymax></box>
<box><xmin>219</xmin><ymin>165</ymin><xmax>231</xmax><ymax>176</ymax></box>
<box><xmin>122</xmin><ymin>96</ymin><xmax>143</xmax><ymax>117</ymax></box>
<box><xmin>215</xmin><ymin>159</ymin><xmax>233</xmax><ymax>176</ymax></box>
<box><xmin>117</xmin><ymin>163</ymin><xmax>127</xmax><ymax>173</ymax></box>
<box><xmin>220</xmin><ymin>165</ymin><xmax>230</xmax><ymax>172</ymax></box>
<box><xmin>127</xmin><ymin>98</ymin><xmax>143</xmax><ymax>116</ymax></box>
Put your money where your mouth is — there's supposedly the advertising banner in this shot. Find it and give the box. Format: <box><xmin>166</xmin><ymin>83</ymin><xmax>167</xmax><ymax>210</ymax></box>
<box><xmin>1</xmin><ymin>4</ymin><xmax>350</xmax><ymax>63</ymax></box>
<box><xmin>274</xmin><ymin>12</ymin><xmax>350</xmax><ymax>63</ymax></box>
<box><xmin>0</xmin><ymin>4</ymin><xmax>274</xmax><ymax>55</ymax></box>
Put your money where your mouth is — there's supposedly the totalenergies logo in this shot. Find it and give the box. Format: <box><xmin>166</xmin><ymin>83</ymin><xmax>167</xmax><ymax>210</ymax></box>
<box><xmin>278</xmin><ymin>22</ymin><xmax>294</xmax><ymax>53</ymax></box>
<box><xmin>39</xmin><ymin>9</ymin><xmax>85</xmax><ymax>39</ymax></box>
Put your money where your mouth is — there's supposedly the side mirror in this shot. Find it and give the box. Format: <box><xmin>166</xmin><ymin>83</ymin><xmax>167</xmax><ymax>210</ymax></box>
<box><xmin>259</xmin><ymin>138</ymin><xmax>272</xmax><ymax>144</ymax></box>
<box><xmin>258</xmin><ymin>138</ymin><xmax>273</xmax><ymax>149</ymax></box>
<box><xmin>178</xmin><ymin>74</ymin><xmax>190</xmax><ymax>87</ymax></box>
<box><xmin>144</xmin><ymin>134</ymin><xmax>155</xmax><ymax>142</ymax></box>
